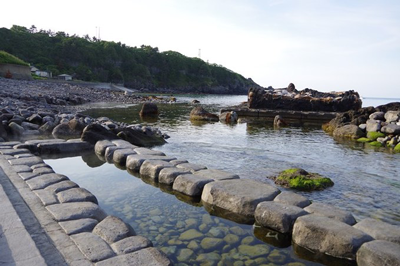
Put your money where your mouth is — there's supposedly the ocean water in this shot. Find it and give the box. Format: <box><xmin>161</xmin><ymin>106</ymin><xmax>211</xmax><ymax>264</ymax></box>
<box><xmin>46</xmin><ymin>95</ymin><xmax>400</xmax><ymax>265</ymax></box>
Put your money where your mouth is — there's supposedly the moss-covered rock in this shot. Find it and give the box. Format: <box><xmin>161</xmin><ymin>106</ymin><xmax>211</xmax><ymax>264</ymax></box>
<box><xmin>273</xmin><ymin>168</ymin><xmax>334</xmax><ymax>191</ymax></box>
<box><xmin>366</xmin><ymin>131</ymin><xmax>385</xmax><ymax>141</ymax></box>
<box><xmin>368</xmin><ymin>141</ymin><xmax>383</xmax><ymax>147</ymax></box>
<box><xmin>357</xmin><ymin>137</ymin><xmax>371</xmax><ymax>143</ymax></box>
<box><xmin>394</xmin><ymin>143</ymin><xmax>400</xmax><ymax>153</ymax></box>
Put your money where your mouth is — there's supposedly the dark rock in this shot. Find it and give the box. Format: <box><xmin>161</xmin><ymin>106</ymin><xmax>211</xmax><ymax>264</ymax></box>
<box><xmin>333</xmin><ymin>124</ymin><xmax>365</xmax><ymax>139</ymax></box>
<box><xmin>117</xmin><ymin>127</ymin><xmax>166</xmax><ymax>147</ymax></box>
<box><xmin>190</xmin><ymin>106</ymin><xmax>219</xmax><ymax>122</ymax></box>
<box><xmin>52</xmin><ymin>123</ymin><xmax>81</xmax><ymax>139</ymax></box>
<box><xmin>81</xmin><ymin>124</ymin><xmax>119</xmax><ymax>145</ymax></box>
<box><xmin>139</xmin><ymin>103</ymin><xmax>159</xmax><ymax>117</ymax></box>
<box><xmin>27</xmin><ymin>114</ymin><xmax>42</xmax><ymax>125</ymax></box>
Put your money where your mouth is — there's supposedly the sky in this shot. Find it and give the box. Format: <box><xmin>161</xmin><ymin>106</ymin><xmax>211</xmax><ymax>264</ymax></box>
<box><xmin>1</xmin><ymin>0</ymin><xmax>399</xmax><ymax>98</ymax></box>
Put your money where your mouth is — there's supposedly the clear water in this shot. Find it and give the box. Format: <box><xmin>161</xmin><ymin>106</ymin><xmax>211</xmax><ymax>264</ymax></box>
<box><xmin>46</xmin><ymin>95</ymin><xmax>400</xmax><ymax>265</ymax></box>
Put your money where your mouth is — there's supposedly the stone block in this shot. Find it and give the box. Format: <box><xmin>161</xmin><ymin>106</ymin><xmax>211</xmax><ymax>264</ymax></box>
<box><xmin>18</xmin><ymin>172</ymin><xmax>38</xmax><ymax>181</ymax></box>
<box><xmin>201</xmin><ymin>179</ymin><xmax>280</xmax><ymax>218</ymax></box>
<box><xmin>0</xmin><ymin>148</ymin><xmax>30</xmax><ymax>155</ymax></box>
<box><xmin>38</xmin><ymin>141</ymin><xmax>93</xmax><ymax>154</ymax></box>
<box><xmin>71</xmin><ymin>232</ymin><xmax>115</xmax><ymax>262</ymax></box>
<box><xmin>112</xmin><ymin>139</ymin><xmax>138</xmax><ymax>149</ymax></box>
<box><xmin>273</xmin><ymin>191</ymin><xmax>311</xmax><ymax>208</ymax></box>
<box><xmin>57</xmin><ymin>187</ymin><xmax>98</xmax><ymax>204</ymax></box>
<box><xmin>112</xmin><ymin>148</ymin><xmax>136</xmax><ymax>165</ymax></box>
<box><xmin>139</xmin><ymin>160</ymin><xmax>174</xmax><ymax>180</ymax></box>
<box><xmin>33</xmin><ymin>189</ymin><xmax>59</xmax><ymax>206</ymax></box>
<box><xmin>304</xmin><ymin>202</ymin><xmax>356</xmax><ymax>225</ymax></box>
<box><xmin>292</xmin><ymin>214</ymin><xmax>373</xmax><ymax>260</ymax></box>
<box><xmin>32</xmin><ymin>167</ymin><xmax>54</xmax><ymax>175</ymax></box>
<box><xmin>12</xmin><ymin>164</ymin><xmax>32</xmax><ymax>173</ymax></box>
<box><xmin>356</xmin><ymin>240</ymin><xmax>400</xmax><ymax>266</ymax></box>
<box><xmin>46</xmin><ymin>202</ymin><xmax>107</xmax><ymax>222</ymax></box>
<box><xmin>111</xmin><ymin>236</ymin><xmax>153</xmax><ymax>255</ymax></box>
<box><xmin>126</xmin><ymin>155</ymin><xmax>176</xmax><ymax>172</ymax></box>
<box><xmin>134</xmin><ymin>147</ymin><xmax>165</xmax><ymax>156</ymax></box>
<box><xmin>95</xmin><ymin>140</ymin><xmax>115</xmax><ymax>156</ymax></box>
<box><xmin>255</xmin><ymin>201</ymin><xmax>308</xmax><ymax>233</ymax></box>
<box><xmin>353</xmin><ymin>218</ymin><xmax>400</xmax><ymax>244</ymax></box>
<box><xmin>8</xmin><ymin>156</ymin><xmax>43</xmax><ymax>166</ymax></box>
<box><xmin>95</xmin><ymin>247</ymin><xmax>171</xmax><ymax>266</ymax></box>
<box><xmin>93</xmin><ymin>216</ymin><xmax>136</xmax><ymax>244</ymax></box>
<box><xmin>45</xmin><ymin>180</ymin><xmax>79</xmax><ymax>194</ymax></box>
<box><xmin>194</xmin><ymin>169</ymin><xmax>240</xmax><ymax>180</ymax></box>
<box><xmin>169</xmin><ymin>159</ymin><xmax>188</xmax><ymax>166</ymax></box>
<box><xmin>104</xmin><ymin>146</ymin><xmax>123</xmax><ymax>163</ymax></box>
<box><xmin>173</xmin><ymin>174</ymin><xmax>214</xmax><ymax>196</ymax></box>
<box><xmin>26</xmin><ymin>173</ymin><xmax>68</xmax><ymax>190</ymax></box>
<box><xmin>176</xmin><ymin>163</ymin><xmax>207</xmax><ymax>172</ymax></box>
<box><xmin>59</xmin><ymin>218</ymin><xmax>98</xmax><ymax>235</ymax></box>
<box><xmin>158</xmin><ymin>168</ymin><xmax>191</xmax><ymax>185</ymax></box>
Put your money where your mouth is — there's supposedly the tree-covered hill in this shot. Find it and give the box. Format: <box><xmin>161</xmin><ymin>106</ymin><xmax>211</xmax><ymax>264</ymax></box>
<box><xmin>0</xmin><ymin>25</ymin><xmax>259</xmax><ymax>94</ymax></box>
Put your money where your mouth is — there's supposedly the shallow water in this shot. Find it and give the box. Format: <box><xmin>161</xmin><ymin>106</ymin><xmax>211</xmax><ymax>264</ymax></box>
<box><xmin>46</xmin><ymin>95</ymin><xmax>400</xmax><ymax>265</ymax></box>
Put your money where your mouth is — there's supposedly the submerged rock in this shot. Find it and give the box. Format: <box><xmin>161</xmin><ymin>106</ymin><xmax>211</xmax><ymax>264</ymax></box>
<box><xmin>190</xmin><ymin>106</ymin><xmax>219</xmax><ymax>122</ymax></box>
<box><xmin>139</xmin><ymin>103</ymin><xmax>159</xmax><ymax>117</ymax></box>
<box><xmin>271</xmin><ymin>168</ymin><xmax>333</xmax><ymax>191</ymax></box>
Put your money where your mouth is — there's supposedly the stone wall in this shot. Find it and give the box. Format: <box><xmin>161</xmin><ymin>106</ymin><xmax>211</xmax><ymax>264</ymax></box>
<box><xmin>0</xmin><ymin>63</ymin><xmax>33</xmax><ymax>80</ymax></box>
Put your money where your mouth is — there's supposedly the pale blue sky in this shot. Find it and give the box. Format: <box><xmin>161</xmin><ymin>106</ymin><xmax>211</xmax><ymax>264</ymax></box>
<box><xmin>1</xmin><ymin>0</ymin><xmax>399</xmax><ymax>97</ymax></box>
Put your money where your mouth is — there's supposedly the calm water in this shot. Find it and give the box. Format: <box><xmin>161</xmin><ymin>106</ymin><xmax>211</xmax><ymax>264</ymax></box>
<box><xmin>46</xmin><ymin>95</ymin><xmax>400</xmax><ymax>265</ymax></box>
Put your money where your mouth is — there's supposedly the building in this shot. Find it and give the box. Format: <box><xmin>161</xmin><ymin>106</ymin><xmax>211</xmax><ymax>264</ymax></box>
<box><xmin>57</xmin><ymin>74</ymin><xmax>72</xmax><ymax>81</ymax></box>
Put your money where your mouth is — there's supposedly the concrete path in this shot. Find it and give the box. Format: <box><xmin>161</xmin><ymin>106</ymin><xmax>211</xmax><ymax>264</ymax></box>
<box><xmin>0</xmin><ymin>172</ymin><xmax>46</xmax><ymax>265</ymax></box>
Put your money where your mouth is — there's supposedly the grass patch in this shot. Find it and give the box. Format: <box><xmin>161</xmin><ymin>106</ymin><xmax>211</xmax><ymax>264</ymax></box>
<box><xmin>274</xmin><ymin>168</ymin><xmax>334</xmax><ymax>191</ymax></box>
<box><xmin>0</xmin><ymin>51</ymin><xmax>29</xmax><ymax>66</ymax></box>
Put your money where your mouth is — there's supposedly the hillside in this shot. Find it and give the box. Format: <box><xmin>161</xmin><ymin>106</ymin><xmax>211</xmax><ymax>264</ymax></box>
<box><xmin>0</xmin><ymin>25</ymin><xmax>259</xmax><ymax>94</ymax></box>
<box><xmin>0</xmin><ymin>50</ymin><xmax>29</xmax><ymax>66</ymax></box>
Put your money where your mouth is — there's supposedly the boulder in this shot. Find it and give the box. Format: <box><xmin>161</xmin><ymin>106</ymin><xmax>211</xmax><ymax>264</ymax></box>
<box><xmin>273</xmin><ymin>115</ymin><xmax>287</xmax><ymax>127</ymax></box>
<box><xmin>272</xmin><ymin>168</ymin><xmax>333</xmax><ymax>191</ymax></box>
<box><xmin>356</xmin><ymin>240</ymin><xmax>400</xmax><ymax>266</ymax></box>
<box><xmin>95</xmin><ymin>140</ymin><xmax>116</xmax><ymax>156</ymax></box>
<box><xmin>201</xmin><ymin>179</ymin><xmax>280</xmax><ymax>219</ymax></box>
<box><xmin>52</xmin><ymin>123</ymin><xmax>81</xmax><ymax>139</ymax></box>
<box><xmin>117</xmin><ymin>127</ymin><xmax>166</xmax><ymax>147</ymax></box>
<box><xmin>385</xmin><ymin>111</ymin><xmax>400</xmax><ymax>123</ymax></box>
<box><xmin>353</xmin><ymin>218</ymin><xmax>400</xmax><ymax>244</ymax></box>
<box><xmin>8</xmin><ymin>122</ymin><xmax>24</xmax><ymax>136</ymax></box>
<box><xmin>369</xmin><ymin>112</ymin><xmax>385</xmax><ymax>121</ymax></box>
<box><xmin>139</xmin><ymin>103</ymin><xmax>159</xmax><ymax>117</ymax></box>
<box><xmin>112</xmin><ymin>148</ymin><xmax>137</xmax><ymax>165</ymax></box>
<box><xmin>190</xmin><ymin>106</ymin><xmax>219</xmax><ymax>122</ymax></box>
<box><xmin>366</xmin><ymin>119</ymin><xmax>382</xmax><ymax>132</ymax></box>
<box><xmin>255</xmin><ymin>201</ymin><xmax>308</xmax><ymax>233</ymax></box>
<box><xmin>333</xmin><ymin>124</ymin><xmax>365</xmax><ymax>139</ymax></box>
<box><xmin>292</xmin><ymin>214</ymin><xmax>373</xmax><ymax>260</ymax></box>
<box><xmin>381</xmin><ymin>124</ymin><xmax>400</xmax><ymax>135</ymax></box>
<box><xmin>158</xmin><ymin>168</ymin><xmax>191</xmax><ymax>185</ymax></box>
<box><xmin>219</xmin><ymin>111</ymin><xmax>238</xmax><ymax>123</ymax></box>
<box><xmin>173</xmin><ymin>174</ymin><xmax>214</xmax><ymax>196</ymax></box>
<box><xmin>304</xmin><ymin>202</ymin><xmax>356</xmax><ymax>225</ymax></box>
<box><xmin>126</xmin><ymin>154</ymin><xmax>176</xmax><ymax>172</ymax></box>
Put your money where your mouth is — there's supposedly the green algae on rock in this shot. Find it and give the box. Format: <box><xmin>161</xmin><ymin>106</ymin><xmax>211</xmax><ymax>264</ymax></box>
<box><xmin>272</xmin><ymin>168</ymin><xmax>334</xmax><ymax>191</ymax></box>
<box><xmin>366</xmin><ymin>131</ymin><xmax>385</xmax><ymax>141</ymax></box>
<box><xmin>357</xmin><ymin>137</ymin><xmax>371</xmax><ymax>143</ymax></box>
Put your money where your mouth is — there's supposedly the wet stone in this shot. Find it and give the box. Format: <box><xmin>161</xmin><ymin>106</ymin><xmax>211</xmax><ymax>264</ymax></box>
<box><xmin>33</xmin><ymin>189</ymin><xmax>59</xmax><ymax>206</ymax></box>
<box><xmin>200</xmin><ymin>237</ymin><xmax>225</xmax><ymax>251</ymax></box>
<box><xmin>95</xmin><ymin>140</ymin><xmax>115</xmax><ymax>156</ymax></box>
<box><xmin>304</xmin><ymin>202</ymin><xmax>356</xmax><ymax>225</ymax></box>
<box><xmin>45</xmin><ymin>180</ymin><xmax>79</xmax><ymax>194</ymax></box>
<box><xmin>112</xmin><ymin>148</ymin><xmax>137</xmax><ymax>165</ymax></box>
<box><xmin>14</xmin><ymin>153</ymin><xmax>33</xmax><ymax>159</ymax></box>
<box><xmin>238</xmin><ymin>244</ymin><xmax>270</xmax><ymax>259</ymax></box>
<box><xmin>179</xmin><ymin>229</ymin><xmax>203</xmax><ymax>241</ymax></box>
<box><xmin>194</xmin><ymin>169</ymin><xmax>240</xmax><ymax>181</ymax></box>
<box><xmin>38</xmin><ymin>141</ymin><xmax>92</xmax><ymax>154</ymax></box>
<box><xmin>202</xmin><ymin>179</ymin><xmax>280</xmax><ymax>218</ymax></box>
<box><xmin>177</xmin><ymin>248</ymin><xmax>194</xmax><ymax>262</ymax></box>
<box><xmin>273</xmin><ymin>191</ymin><xmax>311</xmax><ymax>208</ymax></box>
<box><xmin>8</xmin><ymin>156</ymin><xmax>43</xmax><ymax>166</ymax></box>
<box><xmin>31</xmin><ymin>163</ymin><xmax>50</xmax><ymax>169</ymax></box>
<box><xmin>255</xmin><ymin>201</ymin><xmax>309</xmax><ymax>233</ymax></box>
<box><xmin>224</xmin><ymin>234</ymin><xmax>240</xmax><ymax>245</ymax></box>
<box><xmin>57</xmin><ymin>187</ymin><xmax>98</xmax><ymax>204</ymax></box>
<box><xmin>59</xmin><ymin>218</ymin><xmax>98</xmax><ymax>235</ymax></box>
<box><xmin>170</xmin><ymin>159</ymin><xmax>188</xmax><ymax>166</ymax></box>
<box><xmin>93</xmin><ymin>215</ymin><xmax>136</xmax><ymax>244</ymax></box>
<box><xmin>111</xmin><ymin>236</ymin><xmax>153</xmax><ymax>255</ymax></box>
<box><xmin>46</xmin><ymin>202</ymin><xmax>107</xmax><ymax>222</ymax></box>
<box><xmin>112</xmin><ymin>139</ymin><xmax>138</xmax><ymax>149</ymax></box>
<box><xmin>95</xmin><ymin>247</ymin><xmax>172</xmax><ymax>266</ymax></box>
<box><xmin>26</xmin><ymin>173</ymin><xmax>68</xmax><ymax>190</ymax></box>
<box><xmin>71</xmin><ymin>232</ymin><xmax>115</xmax><ymax>262</ymax></box>
<box><xmin>139</xmin><ymin>160</ymin><xmax>174</xmax><ymax>180</ymax></box>
<box><xmin>0</xmin><ymin>141</ymin><xmax>21</xmax><ymax>147</ymax></box>
<box><xmin>126</xmin><ymin>154</ymin><xmax>176</xmax><ymax>172</ymax></box>
<box><xmin>267</xmin><ymin>249</ymin><xmax>287</xmax><ymax>264</ymax></box>
<box><xmin>18</xmin><ymin>172</ymin><xmax>38</xmax><ymax>181</ymax></box>
<box><xmin>158</xmin><ymin>167</ymin><xmax>191</xmax><ymax>185</ymax></box>
<box><xmin>105</xmin><ymin>146</ymin><xmax>123</xmax><ymax>163</ymax></box>
<box><xmin>356</xmin><ymin>240</ymin><xmax>400</xmax><ymax>266</ymax></box>
<box><xmin>134</xmin><ymin>147</ymin><xmax>165</xmax><ymax>156</ymax></box>
<box><xmin>173</xmin><ymin>174</ymin><xmax>213</xmax><ymax>196</ymax></box>
<box><xmin>353</xmin><ymin>218</ymin><xmax>400</xmax><ymax>244</ymax></box>
<box><xmin>196</xmin><ymin>252</ymin><xmax>221</xmax><ymax>265</ymax></box>
<box><xmin>292</xmin><ymin>214</ymin><xmax>373</xmax><ymax>260</ymax></box>
<box><xmin>176</xmin><ymin>163</ymin><xmax>207</xmax><ymax>172</ymax></box>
